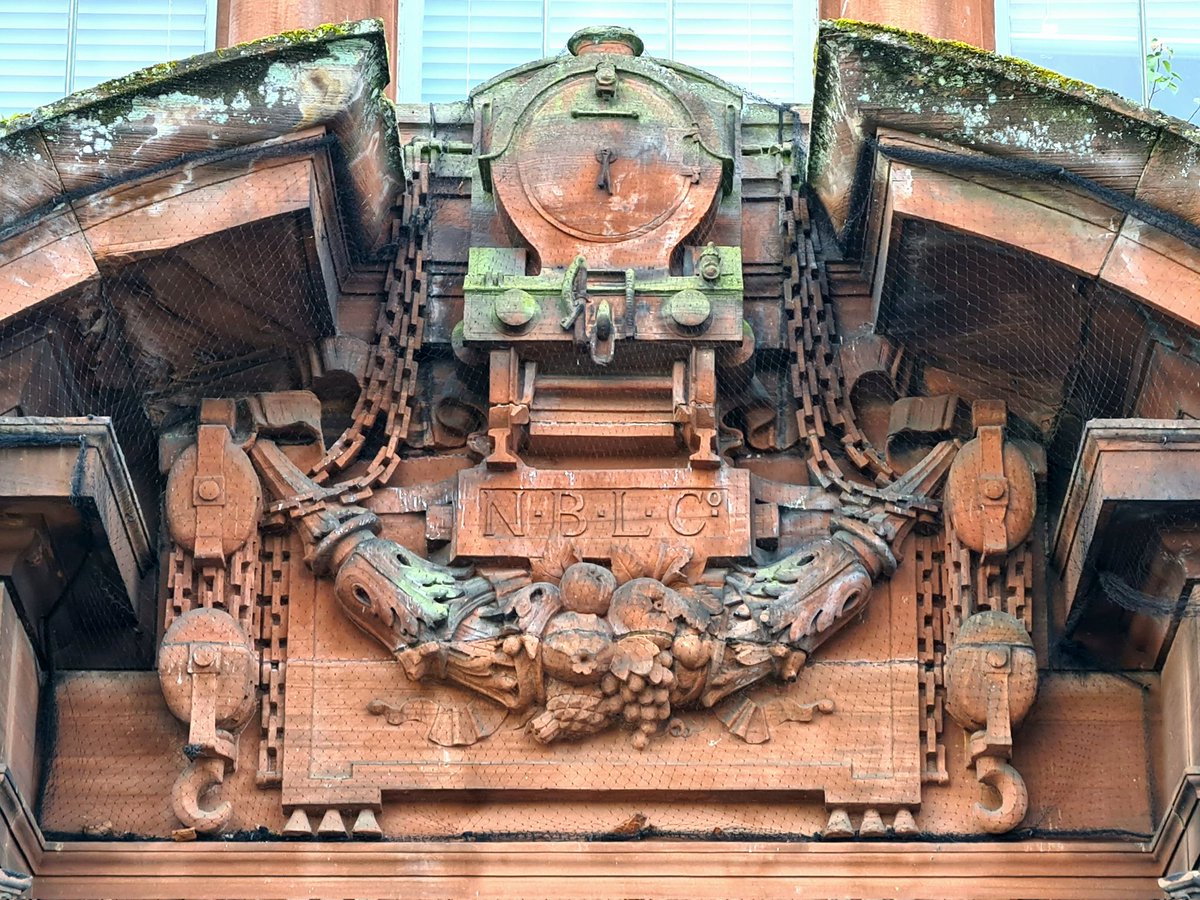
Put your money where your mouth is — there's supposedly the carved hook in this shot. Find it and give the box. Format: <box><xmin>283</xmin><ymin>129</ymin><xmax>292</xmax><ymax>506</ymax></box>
<box><xmin>171</xmin><ymin>756</ymin><xmax>232</xmax><ymax>834</ymax></box>
<box><xmin>973</xmin><ymin>755</ymin><xmax>1028</xmax><ymax>834</ymax></box>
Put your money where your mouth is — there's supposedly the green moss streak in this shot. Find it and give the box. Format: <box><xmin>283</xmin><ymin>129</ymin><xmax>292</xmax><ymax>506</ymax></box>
<box><xmin>809</xmin><ymin>18</ymin><xmax>1200</xmax><ymax>181</ymax></box>
<box><xmin>824</xmin><ymin>19</ymin><xmax>1125</xmax><ymax>104</ymax></box>
<box><xmin>0</xmin><ymin>18</ymin><xmax>387</xmax><ymax>139</ymax></box>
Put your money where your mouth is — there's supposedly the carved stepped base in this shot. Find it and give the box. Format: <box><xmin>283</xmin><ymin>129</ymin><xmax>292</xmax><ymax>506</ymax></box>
<box><xmin>283</xmin><ymin>808</ymin><xmax>384</xmax><ymax>840</ymax></box>
<box><xmin>822</xmin><ymin>808</ymin><xmax>919</xmax><ymax>839</ymax></box>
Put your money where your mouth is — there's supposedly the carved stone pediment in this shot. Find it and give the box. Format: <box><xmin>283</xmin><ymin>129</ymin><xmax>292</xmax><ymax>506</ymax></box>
<box><xmin>9</xmin><ymin>14</ymin><xmax>1200</xmax><ymax>897</ymax></box>
<box><xmin>123</xmin><ymin>26</ymin><xmax>1045</xmax><ymax>842</ymax></box>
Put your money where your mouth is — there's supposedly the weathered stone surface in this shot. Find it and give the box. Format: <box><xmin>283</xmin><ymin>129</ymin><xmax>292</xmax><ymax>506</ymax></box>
<box><xmin>2</xmin><ymin>13</ymin><xmax>1199</xmax><ymax>900</ymax></box>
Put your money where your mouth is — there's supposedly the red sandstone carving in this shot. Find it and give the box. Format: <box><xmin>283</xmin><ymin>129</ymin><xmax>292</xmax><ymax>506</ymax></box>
<box><xmin>945</xmin><ymin>401</ymin><xmax>1037</xmax><ymax>557</ymax></box>
<box><xmin>158</xmin><ymin>608</ymin><xmax>257</xmax><ymax>832</ymax></box>
<box><xmin>148</xmin><ymin>25</ymin><xmax>1046</xmax><ymax>839</ymax></box>
<box><xmin>945</xmin><ymin>611</ymin><xmax>1038</xmax><ymax>833</ymax></box>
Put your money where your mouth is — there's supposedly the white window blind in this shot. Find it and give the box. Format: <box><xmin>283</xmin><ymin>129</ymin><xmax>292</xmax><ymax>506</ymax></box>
<box><xmin>420</xmin><ymin>0</ymin><xmax>544</xmax><ymax>103</ymax></box>
<box><xmin>998</xmin><ymin>0</ymin><xmax>1200</xmax><ymax>116</ymax></box>
<box><xmin>673</xmin><ymin>0</ymin><xmax>801</xmax><ymax>101</ymax></box>
<box><xmin>74</xmin><ymin>0</ymin><xmax>213</xmax><ymax>92</ymax></box>
<box><xmin>999</xmin><ymin>0</ymin><xmax>1144</xmax><ymax>102</ymax></box>
<box><xmin>401</xmin><ymin>0</ymin><xmax>813</xmax><ymax>104</ymax></box>
<box><xmin>0</xmin><ymin>0</ymin><xmax>215</xmax><ymax>118</ymax></box>
<box><xmin>0</xmin><ymin>1</ymin><xmax>72</xmax><ymax>116</ymax></box>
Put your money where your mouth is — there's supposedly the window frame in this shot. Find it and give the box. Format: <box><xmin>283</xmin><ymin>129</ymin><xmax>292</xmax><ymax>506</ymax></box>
<box><xmin>994</xmin><ymin>0</ymin><xmax>1157</xmax><ymax>105</ymax></box>
<box><xmin>0</xmin><ymin>0</ymin><xmax>219</xmax><ymax>114</ymax></box>
<box><xmin>395</xmin><ymin>0</ymin><xmax>816</xmax><ymax>104</ymax></box>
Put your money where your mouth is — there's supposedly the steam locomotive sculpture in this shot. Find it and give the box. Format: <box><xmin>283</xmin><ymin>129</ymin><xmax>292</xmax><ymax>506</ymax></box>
<box><xmin>157</xmin><ymin>26</ymin><xmax>1039</xmax><ymax>840</ymax></box>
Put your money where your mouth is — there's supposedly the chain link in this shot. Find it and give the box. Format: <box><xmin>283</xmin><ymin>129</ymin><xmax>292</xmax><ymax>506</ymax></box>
<box><xmin>915</xmin><ymin>533</ymin><xmax>949</xmax><ymax>784</ymax></box>
<box><xmin>783</xmin><ymin>178</ymin><xmax>896</xmax><ymax>498</ymax></box>
<box><xmin>271</xmin><ymin>156</ymin><xmax>433</xmax><ymax>517</ymax></box>
<box><xmin>164</xmin><ymin>535</ymin><xmax>257</xmax><ymax>633</ymax></box>
<box><xmin>246</xmin><ymin>157</ymin><xmax>432</xmax><ymax>779</ymax></box>
<box><xmin>255</xmin><ymin>532</ymin><xmax>290</xmax><ymax>786</ymax></box>
<box><xmin>784</xmin><ymin>177</ymin><xmax>954</xmax><ymax>783</ymax></box>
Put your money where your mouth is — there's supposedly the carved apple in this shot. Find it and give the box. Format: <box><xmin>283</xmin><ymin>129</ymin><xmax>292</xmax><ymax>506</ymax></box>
<box><xmin>541</xmin><ymin>611</ymin><xmax>616</xmax><ymax>684</ymax></box>
<box><xmin>559</xmin><ymin>562</ymin><xmax>617</xmax><ymax>615</ymax></box>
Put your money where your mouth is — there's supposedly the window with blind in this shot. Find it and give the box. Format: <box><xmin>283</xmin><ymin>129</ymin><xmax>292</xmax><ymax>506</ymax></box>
<box><xmin>399</xmin><ymin>0</ymin><xmax>814</xmax><ymax>104</ymax></box>
<box><xmin>0</xmin><ymin>0</ymin><xmax>215</xmax><ymax>118</ymax></box>
<box><xmin>997</xmin><ymin>0</ymin><xmax>1200</xmax><ymax>119</ymax></box>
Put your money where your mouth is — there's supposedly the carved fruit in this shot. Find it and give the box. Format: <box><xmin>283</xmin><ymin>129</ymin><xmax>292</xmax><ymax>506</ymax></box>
<box><xmin>609</xmin><ymin>578</ymin><xmax>708</xmax><ymax>635</ymax></box>
<box><xmin>609</xmin><ymin>635</ymin><xmax>674</xmax><ymax>747</ymax></box>
<box><xmin>541</xmin><ymin>612</ymin><xmax>615</xmax><ymax>684</ymax></box>
<box><xmin>528</xmin><ymin>684</ymin><xmax>619</xmax><ymax>743</ymax></box>
<box><xmin>672</xmin><ymin>632</ymin><xmax>710</xmax><ymax>669</ymax></box>
<box><xmin>559</xmin><ymin>562</ymin><xmax>617</xmax><ymax>615</ymax></box>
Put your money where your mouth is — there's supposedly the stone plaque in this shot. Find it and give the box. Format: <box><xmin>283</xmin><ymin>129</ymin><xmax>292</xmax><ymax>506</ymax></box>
<box><xmin>279</xmin><ymin>552</ymin><xmax>922</xmax><ymax>811</ymax></box>
<box><xmin>453</xmin><ymin>467</ymin><xmax>753</xmax><ymax>562</ymax></box>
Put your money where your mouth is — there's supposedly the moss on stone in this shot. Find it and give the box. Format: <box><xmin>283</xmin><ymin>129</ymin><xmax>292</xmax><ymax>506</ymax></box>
<box><xmin>0</xmin><ymin>18</ymin><xmax>388</xmax><ymax>140</ymax></box>
<box><xmin>809</xmin><ymin>17</ymin><xmax>1200</xmax><ymax>182</ymax></box>
<box><xmin>807</xmin><ymin>36</ymin><xmax>843</xmax><ymax>181</ymax></box>
<box><xmin>0</xmin><ymin>111</ymin><xmax>30</xmax><ymax>131</ymax></box>
<box><xmin>823</xmin><ymin>20</ymin><xmax>1125</xmax><ymax>105</ymax></box>
<box><xmin>818</xmin><ymin>19</ymin><xmax>1200</xmax><ymax>134</ymax></box>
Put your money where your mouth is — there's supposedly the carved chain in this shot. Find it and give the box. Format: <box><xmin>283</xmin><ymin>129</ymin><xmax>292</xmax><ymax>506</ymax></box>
<box><xmin>272</xmin><ymin>160</ymin><xmax>921</xmax><ymax>536</ymax></box>
<box><xmin>272</xmin><ymin>154</ymin><xmax>433</xmax><ymax>518</ymax></box>
<box><xmin>233</xmin><ymin>157</ymin><xmax>432</xmax><ymax>791</ymax></box>
<box><xmin>783</xmin><ymin>181</ymin><xmax>896</xmax><ymax>494</ymax></box>
<box><xmin>255</xmin><ymin>532</ymin><xmax>289</xmax><ymax>787</ymax></box>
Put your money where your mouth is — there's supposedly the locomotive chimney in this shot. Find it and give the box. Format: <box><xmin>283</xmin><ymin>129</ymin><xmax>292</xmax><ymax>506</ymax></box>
<box><xmin>567</xmin><ymin>26</ymin><xmax>645</xmax><ymax>57</ymax></box>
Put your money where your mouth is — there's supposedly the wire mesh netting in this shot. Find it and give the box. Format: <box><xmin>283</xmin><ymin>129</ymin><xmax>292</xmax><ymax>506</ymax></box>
<box><xmin>0</xmin><ymin>64</ymin><xmax>1195</xmax><ymax>850</ymax></box>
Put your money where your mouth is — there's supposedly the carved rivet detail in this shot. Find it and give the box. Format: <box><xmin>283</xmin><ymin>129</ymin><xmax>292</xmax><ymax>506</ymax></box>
<box><xmin>666</xmin><ymin>289</ymin><xmax>711</xmax><ymax>328</ymax></box>
<box><xmin>493</xmin><ymin>288</ymin><xmax>539</xmax><ymax>329</ymax></box>
<box><xmin>192</xmin><ymin>645</ymin><xmax>217</xmax><ymax>668</ymax></box>
<box><xmin>698</xmin><ymin>242</ymin><xmax>721</xmax><ymax>281</ymax></box>
<box><xmin>196</xmin><ymin>478</ymin><xmax>222</xmax><ymax>501</ymax></box>
<box><xmin>595</xmin><ymin>61</ymin><xmax>618</xmax><ymax>97</ymax></box>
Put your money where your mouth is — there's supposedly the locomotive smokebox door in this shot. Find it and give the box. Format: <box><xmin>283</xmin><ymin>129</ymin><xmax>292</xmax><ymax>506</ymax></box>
<box><xmin>463</xmin><ymin>26</ymin><xmax>744</xmax><ymax>464</ymax></box>
<box><xmin>477</xmin><ymin>24</ymin><xmax>732</xmax><ymax>272</ymax></box>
